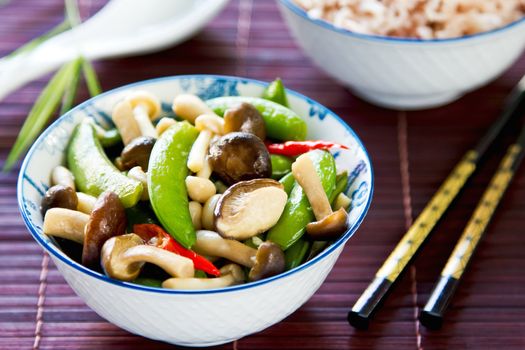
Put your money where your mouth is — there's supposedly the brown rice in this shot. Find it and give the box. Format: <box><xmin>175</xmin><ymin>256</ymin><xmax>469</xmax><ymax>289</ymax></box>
<box><xmin>293</xmin><ymin>0</ymin><xmax>525</xmax><ymax>39</ymax></box>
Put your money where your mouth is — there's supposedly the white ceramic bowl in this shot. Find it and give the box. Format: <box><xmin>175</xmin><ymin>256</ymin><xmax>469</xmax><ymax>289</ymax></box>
<box><xmin>17</xmin><ymin>75</ymin><xmax>373</xmax><ymax>347</ymax></box>
<box><xmin>278</xmin><ymin>0</ymin><xmax>525</xmax><ymax>110</ymax></box>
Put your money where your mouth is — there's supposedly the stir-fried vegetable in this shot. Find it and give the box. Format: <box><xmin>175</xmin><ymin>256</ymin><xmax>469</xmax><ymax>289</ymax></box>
<box><xmin>148</xmin><ymin>122</ymin><xmax>199</xmax><ymax>248</ymax></box>
<box><xmin>67</xmin><ymin>121</ymin><xmax>143</xmax><ymax>208</ymax></box>
<box><xmin>266</xmin><ymin>140</ymin><xmax>349</xmax><ymax>157</ymax></box>
<box><xmin>41</xmin><ymin>79</ymin><xmax>356</xmax><ymax>290</ymax></box>
<box><xmin>134</xmin><ymin>224</ymin><xmax>220</xmax><ymax>277</ymax></box>
<box><xmin>262</xmin><ymin>78</ymin><xmax>289</xmax><ymax>107</ymax></box>
<box><xmin>206</xmin><ymin>96</ymin><xmax>307</xmax><ymax>141</ymax></box>
<box><xmin>267</xmin><ymin>150</ymin><xmax>337</xmax><ymax>250</ymax></box>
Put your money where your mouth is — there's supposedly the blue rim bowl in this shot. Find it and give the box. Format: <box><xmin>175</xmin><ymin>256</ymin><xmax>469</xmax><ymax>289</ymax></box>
<box><xmin>17</xmin><ymin>74</ymin><xmax>374</xmax><ymax>295</ymax></box>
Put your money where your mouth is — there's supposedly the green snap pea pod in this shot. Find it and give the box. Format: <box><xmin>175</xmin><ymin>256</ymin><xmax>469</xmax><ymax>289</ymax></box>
<box><xmin>279</xmin><ymin>172</ymin><xmax>295</xmax><ymax>195</ymax></box>
<box><xmin>194</xmin><ymin>270</ymin><xmax>207</xmax><ymax>278</ymax></box>
<box><xmin>262</xmin><ymin>78</ymin><xmax>289</xmax><ymax>107</ymax></box>
<box><xmin>267</xmin><ymin>150</ymin><xmax>336</xmax><ymax>250</ymax></box>
<box><xmin>271</xmin><ymin>154</ymin><xmax>293</xmax><ymax>179</ymax></box>
<box><xmin>148</xmin><ymin>121</ymin><xmax>199</xmax><ymax>248</ymax></box>
<box><xmin>329</xmin><ymin>171</ymin><xmax>349</xmax><ymax>204</ymax></box>
<box><xmin>67</xmin><ymin>121</ymin><xmax>143</xmax><ymax>208</ymax></box>
<box><xmin>98</xmin><ymin>128</ymin><xmax>122</xmax><ymax>148</ymax></box>
<box><xmin>306</xmin><ymin>241</ymin><xmax>329</xmax><ymax>261</ymax></box>
<box><xmin>206</xmin><ymin>96</ymin><xmax>307</xmax><ymax>141</ymax></box>
<box><xmin>285</xmin><ymin>238</ymin><xmax>311</xmax><ymax>270</ymax></box>
<box><xmin>133</xmin><ymin>277</ymin><xmax>163</xmax><ymax>288</ymax></box>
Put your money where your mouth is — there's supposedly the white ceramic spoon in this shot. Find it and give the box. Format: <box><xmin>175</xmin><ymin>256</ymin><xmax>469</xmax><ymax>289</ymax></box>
<box><xmin>0</xmin><ymin>0</ymin><xmax>229</xmax><ymax>101</ymax></box>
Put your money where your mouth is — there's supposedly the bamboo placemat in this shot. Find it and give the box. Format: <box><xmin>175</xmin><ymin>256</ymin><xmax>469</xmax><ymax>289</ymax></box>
<box><xmin>0</xmin><ymin>0</ymin><xmax>524</xmax><ymax>349</ymax></box>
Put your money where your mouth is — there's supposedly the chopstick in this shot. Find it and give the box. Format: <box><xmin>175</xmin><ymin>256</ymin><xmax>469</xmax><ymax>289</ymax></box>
<box><xmin>419</xmin><ymin>123</ymin><xmax>525</xmax><ymax>329</ymax></box>
<box><xmin>348</xmin><ymin>75</ymin><xmax>525</xmax><ymax>330</ymax></box>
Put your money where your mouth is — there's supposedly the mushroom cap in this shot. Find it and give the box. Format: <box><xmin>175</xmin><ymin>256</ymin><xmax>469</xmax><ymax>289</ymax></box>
<box><xmin>223</xmin><ymin>102</ymin><xmax>266</xmax><ymax>140</ymax></box>
<box><xmin>208</xmin><ymin>132</ymin><xmax>272</xmax><ymax>185</ymax></box>
<box><xmin>306</xmin><ymin>207</ymin><xmax>349</xmax><ymax>241</ymax></box>
<box><xmin>120</xmin><ymin>136</ymin><xmax>156</xmax><ymax>171</ymax></box>
<box><xmin>82</xmin><ymin>191</ymin><xmax>127</xmax><ymax>268</ymax></box>
<box><xmin>248</xmin><ymin>241</ymin><xmax>285</xmax><ymax>281</ymax></box>
<box><xmin>214</xmin><ymin>179</ymin><xmax>287</xmax><ymax>240</ymax></box>
<box><xmin>126</xmin><ymin>91</ymin><xmax>161</xmax><ymax>119</ymax></box>
<box><xmin>101</xmin><ymin>233</ymin><xmax>145</xmax><ymax>281</ymax></box>
<box><xmin>41</xmin><ymin>185</ymin><xmax>78</xmax><ymax>215</ymax></box>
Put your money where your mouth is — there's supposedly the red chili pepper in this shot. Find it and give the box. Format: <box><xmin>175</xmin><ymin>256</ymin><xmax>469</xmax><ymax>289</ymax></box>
<box><xmin>266</xmin><ymin>140</ymin><xmax>349</xmax><ymax>156</ymax></box>
<box><xmin>134</xmin><ymin>224</ymin><xmax>220</xmax><ymax>277</ymax></box>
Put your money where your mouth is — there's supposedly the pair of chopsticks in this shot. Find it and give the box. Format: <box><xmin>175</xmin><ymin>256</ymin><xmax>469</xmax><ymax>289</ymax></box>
<box><xmin>348</xmin><ymin>75</ymin><xmax>525</xmax><ymax>330</ymax></box>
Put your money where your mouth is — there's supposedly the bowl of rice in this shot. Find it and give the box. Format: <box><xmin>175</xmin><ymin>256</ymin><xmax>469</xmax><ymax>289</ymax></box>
<box><xmin>278</xmin><ymin>0</ymin><xmax>525</xmax><ymax>110</ymax></box>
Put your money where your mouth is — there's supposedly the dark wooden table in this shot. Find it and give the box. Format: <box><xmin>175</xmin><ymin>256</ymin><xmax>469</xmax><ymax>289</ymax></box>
<box><xmin>1</xmin><ymin>1</ymin><xmax>524</xmax><ymax>349</ymax></box>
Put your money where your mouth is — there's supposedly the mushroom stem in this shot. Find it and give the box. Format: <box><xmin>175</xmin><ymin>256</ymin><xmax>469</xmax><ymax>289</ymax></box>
<box><xmin>112</xmin><ymin>101</ymin><xmax>142</xmax><ymax>145</ymax></box>
<box><xmin>127</xmin><ymin>166</ymin><xmax>149</xmax><ymax>200</ymax></box>
<box><xmin>43</xmin><ymin>208</ymin><xmax>89</xmax><ymax>244</ymax></box>
<box><xmin>291</xmin><ymin>154</ymin><xmax>333</xmax><ymax>221</ymax></box>
<box><xmin>126</xmin><ymin>91</ymin><xmax>161</xmax><ymax>139</ymax></box>
<box><xmin>121</xmin><ymin>245</ymin><xmax>195</xmax><ymax>278</ymax></box>
<box><xmin>133</xmin><ymin>104</ymin><xmax>158</xmax><ymax>138</ymax></box>
<box><xmin>76</xmin><ymin>192</ymin><xmax>97</xmax><ymax>214</ymax></box>
<box><xmin>187</xmin><ymin>130</ymin><xmax>212</xmax><ymax>173</ymax></box>
<box><xmin>197</xmin><ymin>156</ymin><xmax>213</xmax><ymax>179</ymax></box>
<box><xmin>51</xmin><ymin>166</ymin><xmax>75</xmax><ymax>190</ymax></box>
<box><xmin>194</xmin><ymin>230</ymin><xmax>256</xmax><ymax>268</ymax></box>
<box><xmin>162</xmin><ymin>264</ymin><xmax>244</xmax><ymax>290</ymax></box>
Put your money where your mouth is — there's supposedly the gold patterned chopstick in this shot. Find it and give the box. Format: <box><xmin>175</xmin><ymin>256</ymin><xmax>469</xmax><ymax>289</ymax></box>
<box><xmin>348</xmin><ymin>75</ymin><xmax>525</xmax><ymax>329</ymax></box>
<box><xmin>419</xmin><ymin>126</ymin><xmax>525</xmax><ymax>329</ymax></box>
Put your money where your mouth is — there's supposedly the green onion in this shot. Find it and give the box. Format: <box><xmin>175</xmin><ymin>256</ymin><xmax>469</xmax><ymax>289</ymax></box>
<box><xmin>81</xmin><ymin>59</ymin><xmax>102</xmax><ymax>97</ymax></box>
<box><xmin>59</xmin><ymin>57</ymin><xmax>82</xmax><ymax>115</ymax></box>
<box><xmin>3</xmin><ymin>58</ymin><xmax>82</xmax><ymax>171</ymax></box>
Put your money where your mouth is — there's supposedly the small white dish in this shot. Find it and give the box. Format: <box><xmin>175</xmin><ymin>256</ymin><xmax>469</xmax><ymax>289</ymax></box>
<box><xmin>278</xmin><ymin>0</ymin><xmax>525</xmax><ymax>110</ymax></box>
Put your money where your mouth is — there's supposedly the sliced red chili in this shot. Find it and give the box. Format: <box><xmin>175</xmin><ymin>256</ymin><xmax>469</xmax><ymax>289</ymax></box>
<box><xmin>266</xmin><ymin>140</ymin><xmax>349</xmax><ymax>157</ymax></box>
<box><xmin>134</xmin><ymin>224</ymin><xmax>221</xmax><ymax>277</ymax></box>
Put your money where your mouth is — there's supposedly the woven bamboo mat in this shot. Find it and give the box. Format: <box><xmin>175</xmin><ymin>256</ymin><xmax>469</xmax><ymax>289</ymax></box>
<box><xmin>1</xmin><ymin>0</ymin><xmax>524</xmax><ymax>349</ymax></box>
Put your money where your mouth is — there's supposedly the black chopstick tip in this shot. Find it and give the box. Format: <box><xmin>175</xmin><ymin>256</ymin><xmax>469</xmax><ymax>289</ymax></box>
<box><xmin>347</xmin><ymin>310</ymin><xmax>370</xmax><ymax>330</ymax></box>
<box><xmin>419</xmin><ymin>310</ymin><xmax>443</xmax><ymax>330</ymax></box>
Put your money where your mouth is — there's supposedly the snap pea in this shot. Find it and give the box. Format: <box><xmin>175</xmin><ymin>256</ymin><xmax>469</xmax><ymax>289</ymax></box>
<box><xmin>133</xmin><ymin>277</ymin><xmax>163</xmax><ymax>288</ymax></box>
<box><xmin>148</xmin><ymin>121</ymin><xmax>199</xmax><ymax>248</ymax></box>
<box><xmin>206</xmin><ymin>96</ymin><xmax>307</xmax><ymax>141</ymax></box>
<box><xmin>98</xmin><ymin>128</ymin><xmax>122</xmax><ymax>148</ymax></box>
<box><xmin>271</xmin><ymin>154</ymin><xmax>293</xmax><ymax>179</ymax></box>
<box><xmin>285</xmin><ymin>238</ymin><xmax>311</xmax><ymax>270</ymax></box>
<box><xmin>267</xmin><ymin>150</ymin><xmax>336</xmax><ymax>250</ymax></box>
<box><xmin>67</xmin><ymin>121</ymin><xmax>143</xmax><ymax>208</ymax></box>
<box><xmin>194</xmin><ymin>270</ymin><xmax>207</xmax><ymax>278</ymax></box>
<box><xmin>262</xmin><ymin>78</ymin><xmax>289</xmax><ymax>107</ymax></box>
<box><xmin>329</xmin><ymin>171</ymin><xmax>349</xmax><ymax>204</ymax></box>
<box><xmin>279</xmin><ymin>172</ymin><xmax>295</xmax><ymax>195</ymax></box>
<box><xmin>306</xmin><ymin>241</ymin><xmax>329</xmax><ymax>261</ymax></box>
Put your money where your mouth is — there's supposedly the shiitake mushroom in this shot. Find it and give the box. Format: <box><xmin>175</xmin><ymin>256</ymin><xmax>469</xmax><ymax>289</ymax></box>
<box><xmin>120</xmin><ymin>136</ymin><xmax>156</xmax><ymax>171</ymax></box>
<box><xmin>82</xmin><ymin>191</ymin><xmax>127</xmax><ymax>268</ymax></box>
<box><xmin>208</xmin><ymin>132</ymin><xmax>271</xmax><ymax>185</ymax></box>
<box><xmin>41</xmin><ymin>185</ymin><xmax>78</xmax><ymax>215</ymax></box>
<box><xmin>223</xmin><ymin>102</ymin><xmax>266</xmax><ymax>140</ymax></box>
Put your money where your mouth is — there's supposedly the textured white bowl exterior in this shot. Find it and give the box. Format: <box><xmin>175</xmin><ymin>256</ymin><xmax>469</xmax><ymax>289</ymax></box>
<box><xmin>278</xmin><ymin>0</ymin><xmax>525</xmax><ymax>110</ymax></box>
<box><xmin>50</xmin><ymin>244</ymin><xmax>343</xmax><ymax>346</ymax></box>
<box><xmin>18</xmin><ymin>76</ymin><xmax>373</xmax><ymax>346</ymax></box>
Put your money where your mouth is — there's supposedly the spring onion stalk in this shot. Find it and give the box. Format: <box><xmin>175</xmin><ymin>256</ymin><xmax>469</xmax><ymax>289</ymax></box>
<box><xmin>3</xmin><ymin>58</ymin><xmax>82</xmax><ymax>171</ymax></box>
<box><xmin>3</xmin><ymin>0</ymin><xmax>103</xmax><ymax>171</ymax></box>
